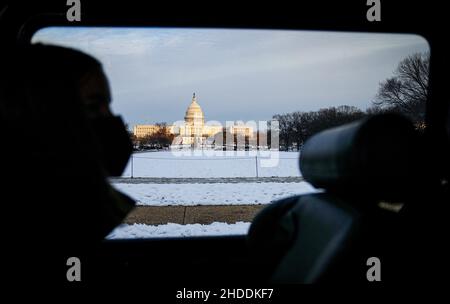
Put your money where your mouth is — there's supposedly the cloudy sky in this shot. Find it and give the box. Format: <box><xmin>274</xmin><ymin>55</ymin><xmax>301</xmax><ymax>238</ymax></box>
<box><xmin>32</xmin><ymin>27</ymin><xmax>429</xmax><ymax>127</ymax></box>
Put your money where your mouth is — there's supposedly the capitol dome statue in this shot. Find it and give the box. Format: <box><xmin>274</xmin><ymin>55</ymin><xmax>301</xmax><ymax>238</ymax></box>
<box><xmin>184</xmin><ymin>93</ymin><xmax>204</xmax><ymax>127</ymax></box>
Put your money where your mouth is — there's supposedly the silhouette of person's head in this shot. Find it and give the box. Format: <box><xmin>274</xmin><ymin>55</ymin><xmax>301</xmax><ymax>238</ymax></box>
<box><xmin>27</xmin><ymin>43</ymin><xmax>133</xmax><ymax>176</ymax></box>
<box><xmin>0</xmin><ymin>44</ymin><xmax>135</xmax><ymax>258</ymax></box>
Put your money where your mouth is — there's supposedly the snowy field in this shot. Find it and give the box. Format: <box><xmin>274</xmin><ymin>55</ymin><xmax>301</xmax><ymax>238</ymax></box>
<box><xmin>122</xmin><ymin>151</ymin><xmax>301</xmax><ymax>178</ymax></box>
<box><xmin>110</xmin><ymin>150</ymin><xmax>309</xmax><ymax>238</ymax></box>
<box><xmin>106</xmin><ymin>222</ymin><xmax>251</xmax><ymax>239</ymax></box>
<box><xmin>112</xmin><ymin>182</ymin><xmax>318</xmax><ymax>206</ymax></box>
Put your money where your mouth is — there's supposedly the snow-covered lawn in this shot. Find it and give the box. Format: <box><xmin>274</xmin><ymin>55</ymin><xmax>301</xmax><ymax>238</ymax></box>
<box><xmin>122</xmin><ymin>151</ymin><xmax>301</xmax><ymax>178</ymax></box>
<box><xmin>112</xmin><ymin>181</ymin><xmax>317</xmax><ymax>206</ymax></box>
<box><xmin>106</xmin><ymin>222</ymin><xmax>251</xmax><ymax>239</ymax></box>
<box><xmin>111</xmin><ymin>151</ymin><xmax>309</xmax><ymax>238</ymax></box>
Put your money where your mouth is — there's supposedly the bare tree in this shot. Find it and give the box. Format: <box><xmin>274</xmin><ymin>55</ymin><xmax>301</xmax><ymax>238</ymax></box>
<box><xmin>139</xmin><ymin>122</ymin><xmax>174</xmax><ymax>149</ymax></box>
<box><xmin>373</xmin><ymin>52</ymin><xmax>430</xmax><ymax>125</ymax></box>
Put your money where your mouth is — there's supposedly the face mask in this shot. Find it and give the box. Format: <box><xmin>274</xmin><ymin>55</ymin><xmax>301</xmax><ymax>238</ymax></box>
<box><xmin>91</xmin><ymin>115</ymin><xmax>133</xmax><ymax>176</ymax></box>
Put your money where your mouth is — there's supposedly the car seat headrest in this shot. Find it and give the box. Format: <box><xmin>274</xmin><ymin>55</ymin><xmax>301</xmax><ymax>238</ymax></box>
<box><xmin>299</xmin><ymin>113</ymin><xmax>420</xmax><ymax>200</ymax></box>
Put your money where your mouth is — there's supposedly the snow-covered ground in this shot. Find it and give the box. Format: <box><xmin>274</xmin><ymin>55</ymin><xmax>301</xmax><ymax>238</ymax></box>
<box><xmin>122</xmin><ymin>151</ymin><xmax>301</xmax><ymax>178</ymax></box>
<box><xmin>112</xmin><ymin>182</ymin><xmax>317</xmax><ymax>206</ymax></box>
<box><xmin>109</xmin><ymin>150</ymin><xmax>309</xmax><ymax>238</ymax></box>
<box><xmin>106</xmin><ymin>222</ymin><xmax>251</xmax><ymax>239</ymax></box>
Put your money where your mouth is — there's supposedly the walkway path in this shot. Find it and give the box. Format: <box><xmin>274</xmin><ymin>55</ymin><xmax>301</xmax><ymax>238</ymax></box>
<box><xmin>124</xmin><ymin>205</ymin><xmax>265</xmax><ymax>225</ymax></box>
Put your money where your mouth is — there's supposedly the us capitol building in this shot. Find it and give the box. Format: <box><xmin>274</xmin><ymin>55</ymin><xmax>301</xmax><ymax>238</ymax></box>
<box><xmin>133</xmin><ymin>93</ymin><xmax>254</xmax><ymax>147</ymax></box>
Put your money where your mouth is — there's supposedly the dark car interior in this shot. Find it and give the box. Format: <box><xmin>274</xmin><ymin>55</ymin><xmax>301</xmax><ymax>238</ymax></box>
<box><xmin>1</xmin><ymin>1</ymin><xmax>448</xmax><ymax>290</ymax></box>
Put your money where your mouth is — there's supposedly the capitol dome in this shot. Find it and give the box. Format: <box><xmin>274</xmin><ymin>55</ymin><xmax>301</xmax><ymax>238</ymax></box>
<box><xmin>184</xmin><ymin>93</ymin><xmax>205</xmax><ymax>126</ymax></box>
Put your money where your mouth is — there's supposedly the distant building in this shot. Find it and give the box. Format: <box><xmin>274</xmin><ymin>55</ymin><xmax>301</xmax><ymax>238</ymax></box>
<box><xmin>133</xmin><ymin>93</ymin><xmax>253</xmax><ymax>147</ymax></box>
<box><xmin>133</xmin><ymin>125</ymin><xmax>163</xmax><ymax>138</ymax></box>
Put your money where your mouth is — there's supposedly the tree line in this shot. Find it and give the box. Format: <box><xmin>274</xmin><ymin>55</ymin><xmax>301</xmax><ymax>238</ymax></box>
<box><xmin>273</xmin><ymin>105</ymin><xmax>366</xmax><ymax>151</ymax></box>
